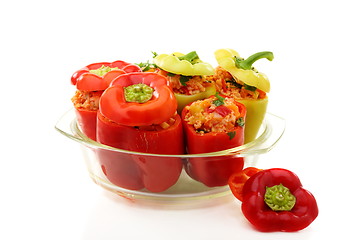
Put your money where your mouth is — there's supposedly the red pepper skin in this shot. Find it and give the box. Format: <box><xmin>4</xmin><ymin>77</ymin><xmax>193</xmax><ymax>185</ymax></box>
<box><xmin>182</xmin><ymin>100</ymin><xmax>246</xmax><ymax>187</ymax></box>
<box><xmin>76</xmin><ymin>70</ymin><xmax>126</xmax><ymax>91</ymax></box>
<box><xmin>71</xmin><ymin>60</ymin><xmax>141</xmax><ymax>89</ymax></box>
<box><xmin>96</xmin><ymin>112</ymin><xmax>184</xmax><ymax>192</ymax></box>
<box><xmin>184</xmin><ymin>155</ymin><xmax>244</xmax><ymax>187</ymax></box>
<box><xmin>97</xmin><ymin>147</ymin><xmax>145</xmax><ymax>191</ymax></box>
<box><xmin>241</xmin><ymin>168</ymin><xmax>319</xmax><ymax>232</ymax></box>
<box><xmin>73</xmin><ymin>101</ymin><xmax>100</xmax><ymax>141</ymax></box>
<box><xmin>97</xmin><ymin>112</ymin><xmax>184</xmax><ymax>154</ymax></box>
<box><xmin>100</xmin><ymin>72</ymin><xmax>177</xmax><ymax>126</ymax></box>
<box><xmin>228</xmin><ymin>167</ymin><xmax>262</xmax><ymax>202</ymax></box>
<box><xmin>72</xmin><ymin>90</ymin><xmax>103</xmax><ymax>141</ymax></box>
<box><xmin>74</xmin><ymin>107</ymin><xmax>98</xmax><ymax>141</ymax></box>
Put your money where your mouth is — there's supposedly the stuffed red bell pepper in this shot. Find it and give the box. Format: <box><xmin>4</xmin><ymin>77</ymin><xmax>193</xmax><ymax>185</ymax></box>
<box><xmin>97</xmin><ymin>72</ymin><xmax>184</xmax><ymax>192</ymax></box>
<box><xmin>71</xmin><ymin>60</ymin><xmax>141</xmax><ymax>140</ymax></box>
<box><xmin>237</xmin><ymin>168</ymin><xmax>319</xmax><ymax>232</ymax></box>
<box><xmin>181</xmin><ymin>94</ymin><xmax>246</xmax><ymax>187</ymax></box>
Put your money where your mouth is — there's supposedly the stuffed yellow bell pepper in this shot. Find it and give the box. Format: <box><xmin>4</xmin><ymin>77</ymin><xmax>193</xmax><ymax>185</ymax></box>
<box><xmin>154</xmin><ymin>51</ymin><xmax>216</xmax><ymax>113</ymax></box>
<box><xmin>214</xmin><ymin>49</ymin><xmax>273</xmax><ymax>143</ymax></box>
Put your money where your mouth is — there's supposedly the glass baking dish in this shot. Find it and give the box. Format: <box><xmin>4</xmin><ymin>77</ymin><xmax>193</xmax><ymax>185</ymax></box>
<box><xmin>55</xmin><ymin>109</ymin><xmax>285</xmax><ymax>204</ymax></box>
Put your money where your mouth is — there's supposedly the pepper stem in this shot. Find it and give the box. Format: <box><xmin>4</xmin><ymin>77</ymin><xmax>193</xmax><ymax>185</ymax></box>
<box><xmin>235</xmin><ymin>51</ymin><xmax>274</xmax><ymax>70</ymax></box>
<box><xmin>124</xmin><ymin>84</ymin><xmax>154</xmax><ymax>103</ymax></box>
<box><xmin>177</xmin><ymin>51</ymin><xmax>199</xmax><ymax>64</ymax></box>
<box><xmin>264</xmin><ymin>184</ymin><xmax>296</xmax><ymax>211</ymax></box>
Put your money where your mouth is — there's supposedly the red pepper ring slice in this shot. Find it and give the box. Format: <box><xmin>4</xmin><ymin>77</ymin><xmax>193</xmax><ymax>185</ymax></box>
<box><xmin>228</xmin><ymin>167</ymin><xmax>262</xmax><ymax>202</ymax></box>
<box><xmin>100</xmin><ymin>72</ymin><xmax>177</xmax><ymax>126</ymax></box>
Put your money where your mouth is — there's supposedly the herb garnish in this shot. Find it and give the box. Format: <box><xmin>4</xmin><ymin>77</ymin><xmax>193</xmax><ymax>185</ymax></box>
<box><xmin>227</xmin><ymin>131</ymin><xmax>236</xmax><ymax>140</ymax></box>
<box><xmin>151</xmin><ymin>51</ymin><xmax>158</xmax><ymax>58</ymax></box>
<box><xmin>213</xmin><ymin>92</ymin><xmax>225</xmax><ymax>106</ymax></box>
<box><xmin>227</xmin><ymin>79</ymin><xmax>242</xmax><ymax>89</ymax></box>
<box><xmin>226</xmin><ymin>79</ymin><xmax>257</xmax><ymax>92</ymax></box>
<box><xmin>136</xmin><ymin>61</ymin><xmax>157</xmax><ymax>72</ymax></box>
<box><xmin>237</xmin><ymin>117</ymin><xmax>245</xmax><ymax>127</ymax></box>
<box><xmin>244</xmin><ymin>84</ymin><xmax>257</xmax><ymax>92</ymax></box>
<box><xmin>167</xmin><ymin>72</ymin><xmax>176</xmax><ymax>77</ymax></box>
<box><xmin>179</xmin><ymin>75</ymin><xmax>192</xmax><ymax>86</ymax></box>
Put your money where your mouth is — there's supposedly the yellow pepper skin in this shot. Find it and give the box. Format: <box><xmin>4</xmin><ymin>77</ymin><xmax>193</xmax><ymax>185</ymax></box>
<box><xmin>154</xmin><ymin>52</ymin><xmax>215</xmax><ymax>76</ymax></box>
<box><xmin>214</xmin><ymin>49</ymin><xmax>272</xmax><ymax>93</ymax></box>
<box><xmin>237</xmin><ymin>97</ymin><xmax>268</xmax><ymax>143</ymax></box>
<box><xmin>175</xmin><ymin>84</ymin><xmax>216</xmax><ymax>113</ymax></box>
<box><xmin>214</xmin><ymin>49</ymin><xmax>273</xmax><ymax>143</ymax></box>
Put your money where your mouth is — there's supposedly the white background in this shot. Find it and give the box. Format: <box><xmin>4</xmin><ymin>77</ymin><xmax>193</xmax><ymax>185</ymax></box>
<box><xmin>1</xmin><ymin>0</ymin><xmax>359</xmax><ymax>239</ymax></box>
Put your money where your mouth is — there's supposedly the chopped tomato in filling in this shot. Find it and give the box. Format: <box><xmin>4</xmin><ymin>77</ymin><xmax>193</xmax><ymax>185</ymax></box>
<box><xmin>71</xmin><ymin>90</ymin><xmax>102</xmax><ymax>111</ymax></box>
<box><xmin>207</xmin><ymin>66</ymin><xmax>266</xmax><ymax>100</ymax></box>
<box><xmin>184</xmin><ymin>97</ymin><xmax>241</xmax><ymax>134</ymax></box>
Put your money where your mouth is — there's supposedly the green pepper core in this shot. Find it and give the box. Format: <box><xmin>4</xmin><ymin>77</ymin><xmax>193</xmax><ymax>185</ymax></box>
<box><xmin>177</xmin><ymin>51</ymin><xmax>199</xmax><ymax>64</ymax></box>
<box><xmin>235</xmin><ymin>51</ymin><xmax>274</xmax><ymax>70</ymax></box>
<box><xmin>89</xmin><ymin>65</ymin><xmax>119</xmax><ymax>76</ymax></box>
<box><xmin>264</xmin><ymin>184</ymin><xmax>296</xmax><ymax>211</ymax></box>
<box><xmin>124</xmin><ymin>83</ymin><xmax>154</xmax><ymax>103</ymax></box>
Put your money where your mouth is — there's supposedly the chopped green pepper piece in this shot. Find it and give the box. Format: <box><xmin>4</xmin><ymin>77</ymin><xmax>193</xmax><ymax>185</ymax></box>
<box><xmin>213</xmin><ymin>93</ymin><xmax>225</xmax><ymax>106</ymax></box>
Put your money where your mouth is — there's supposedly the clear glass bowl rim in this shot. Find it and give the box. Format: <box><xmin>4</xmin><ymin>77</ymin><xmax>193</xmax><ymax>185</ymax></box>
<box><xmin>55</xmin><ymin>109</ymin><xmax>286</xmax><ymax>158</ymax></box>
